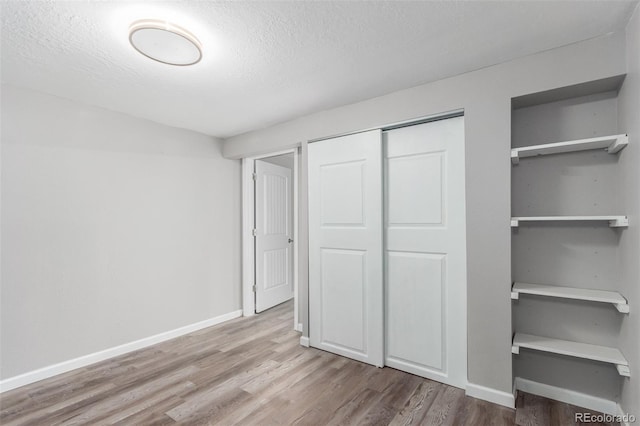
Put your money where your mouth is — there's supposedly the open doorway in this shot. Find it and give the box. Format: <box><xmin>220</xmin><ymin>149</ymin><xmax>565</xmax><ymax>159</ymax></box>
<box><xmin>242</xmin><ymin>149</ymin><xmax>300</xmax><ymax>331</ymax></box>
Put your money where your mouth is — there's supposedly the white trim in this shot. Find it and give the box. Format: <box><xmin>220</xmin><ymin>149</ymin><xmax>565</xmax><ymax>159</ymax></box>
<box><xmin>514</xmin><ymin>377</ymin><xmax>618</xmax><ymax>415</ymax></box>
<box><xmin>300</xmin><ymin>141</ymin><xmax>309</xmax><ymax>339</ymax></box>
<box><xmin>0</xmin><ymin>310</ymin><xmax>242</xmax><ymax>393</ymax></box>
<box><xmin>295</xmin><ymin>323</ymin><xmax>303</xmax><ymax>332</ymax></box>
<box><xmin>241</xmin><ymin>148</ymin><xmax>300</xmax><ymax>325</ymax></box>
<box><xmin>242</xmin><ymin>157</ymin><xmax>256</xmax><ymax>317</ymax></box>
<box><xmin>466</xmin><ymin>382</ymin><xmax>516</xmax><ymax>408</ymax></box>
<box><xmin>299</xmin><ymin>336</ymin><xmax>310</xmax><ymax>347</ymax></box>
<box><xmin>293</xmin><ymin>148</ymin><xmax>299</xmax><ymax>331</ymax></box>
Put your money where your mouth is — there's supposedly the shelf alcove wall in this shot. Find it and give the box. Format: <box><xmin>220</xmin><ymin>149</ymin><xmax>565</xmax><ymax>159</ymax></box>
<box><xmin>511</xmin><ymin>82</ymin><xmax>628</xmax><ymax>404</ymax></box>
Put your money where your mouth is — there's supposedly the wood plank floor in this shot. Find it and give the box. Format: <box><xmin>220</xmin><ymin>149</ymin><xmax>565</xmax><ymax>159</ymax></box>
<box><xmin>0</xmin><ymin>300</ymin><xmax>617</xmax><ymax>425</ymax></box>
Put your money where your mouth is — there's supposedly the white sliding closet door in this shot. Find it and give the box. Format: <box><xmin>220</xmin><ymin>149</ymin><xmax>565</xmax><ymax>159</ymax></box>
<box><xmin>384</xmin><ymin>116</ymin><xmax>467</xmax><ymax>388</ymax></box>
<box><xmin>308</xmin><ymin>130</ymin><xmax>384</xmax><ymax>367</ymax></box>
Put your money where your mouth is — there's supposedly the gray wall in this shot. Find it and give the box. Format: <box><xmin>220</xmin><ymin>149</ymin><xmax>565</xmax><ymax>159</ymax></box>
<box><xmin>260</xmin><ymin>153</ymin><xmax>294</xmax><ymax>169</ymax></box>
<box><xmin>616</xmin><ymin>4</ymin><xmax>640</xmax><ymax>418</ymax></box>
<box><xmin>511</xmin><ymin>92</ymin><xmax>624</xmax><ymax>401</ymax></box>
<box><xmin>0</xmin><ymin>85</ymin><xmax>242</xmax><ymax>379</ymax></box>
<box><xmin>223</xmin><ymin>32</ymin><xmax>627</xmax><ymax>396</ymax></box>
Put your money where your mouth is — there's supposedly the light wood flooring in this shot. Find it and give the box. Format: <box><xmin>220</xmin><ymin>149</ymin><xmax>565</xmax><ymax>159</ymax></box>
<box><xmin>0</xmin><ymin>300</ymin><xmax>616</xmax><ymax>425</ymax></box>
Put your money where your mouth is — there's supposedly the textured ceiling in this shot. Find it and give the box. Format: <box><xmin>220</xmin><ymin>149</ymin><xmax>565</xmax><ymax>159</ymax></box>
<box><xmin>1</xmin><ymin>1</ymin><xmax>637</xmax><ymax>138</ymax></box>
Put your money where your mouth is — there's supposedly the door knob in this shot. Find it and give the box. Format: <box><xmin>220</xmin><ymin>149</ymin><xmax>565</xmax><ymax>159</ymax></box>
<box><xmin>288</xmin><ymin>238</ymin><xmax>294</xmax><ymax>243</ymax></box>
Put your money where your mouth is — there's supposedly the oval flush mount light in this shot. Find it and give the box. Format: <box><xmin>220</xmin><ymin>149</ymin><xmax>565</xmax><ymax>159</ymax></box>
<box><xmin>129</xmin><ymin>19</ymin><xmax>202</xmax><ymax>66</ymax></box>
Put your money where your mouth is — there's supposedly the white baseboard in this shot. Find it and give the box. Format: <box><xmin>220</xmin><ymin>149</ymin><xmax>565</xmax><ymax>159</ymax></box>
<box><xmin>299</xmin><ymin>336</ymin><xmax>310</xmax><ymax>347</ymax></box>
<box><xmin>514</xmin><ymin>377</ymin><xmax>618</xmax><ymax>415</ymax></box>
<box><xmin>466</xmin><ymin>382</ymin><xmax>516</xmax><ymax>408</ymax></box>
<box><xmin>0</xmin><ymin>309</ymin><xmax>242</xmax><ymax>393</ymax></box>
<box><xmin>294</xmin><ymin>323</ymin><xmax>303</xmax><ymax>333</ymax></box>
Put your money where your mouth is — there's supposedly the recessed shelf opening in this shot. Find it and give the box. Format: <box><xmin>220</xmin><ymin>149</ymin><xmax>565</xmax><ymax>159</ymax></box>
<box><xmin>510</xmin><ymin>84</ymin><xmax>632</xmax><ymax>406</ymax></box>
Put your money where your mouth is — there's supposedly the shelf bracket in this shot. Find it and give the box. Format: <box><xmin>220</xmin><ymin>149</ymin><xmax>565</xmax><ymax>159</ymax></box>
<box><xmin>615</xmin><ymin>303</ymin><xmax>630</xmax><ymax>314</ymax></box>
<box><xmin>510</xmin><ymin>284</ymin><xmax>519</xmax><ymax>300</ymax></box>
<box><xmin>616</xmin><ymin>364</ymin><xmax>631</xmax><ymax>377</ymax></box>
<box><xmin>510</xmin><ymin>151</ymin><xmax>520</xmax><ymax>165</ymax></box>
<box><xmin>510</xmin><ymin>219</ymin><xmax>519</xmax><ymax>228</ymax></box>
<box><xmin>512</xmin><ymin>345</ymin><xmax>520</xmax><ymax>355</ymax></box>
<box><xmin>609</xmin><ymin>217</ymin><xmax>629</xmax><ymax>228</ymax></box>
<box><xmin>607</xmin><ymin>134</ymin><xmax>629</xmax><ymax>154</ymax></box>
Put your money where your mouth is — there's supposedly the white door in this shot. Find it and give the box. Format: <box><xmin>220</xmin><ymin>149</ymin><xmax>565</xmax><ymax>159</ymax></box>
<box><xmin>308</xmin><ymin>130</ymin><xmax>384</xmax><ymax>367</ymax></box>
<box><xmin>384</xmin><ymin>116</ymin><xmax>467</xmax><ymax>388</ymax></box>
<box><xmin>255</xmin><ymin>160</ymin><xmax>293</xmax><ymax>313</ymax></box>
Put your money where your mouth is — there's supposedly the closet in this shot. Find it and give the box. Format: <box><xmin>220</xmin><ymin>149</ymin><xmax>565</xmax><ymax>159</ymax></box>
<box><xmin>307</xmin><ymin>115</ymin><xmax>467</xmax><ymax>388</ymax></box>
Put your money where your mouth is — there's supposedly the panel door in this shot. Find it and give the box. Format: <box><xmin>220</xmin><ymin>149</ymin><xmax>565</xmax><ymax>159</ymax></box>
<box><xmin>384</xmin><ymin>116</ymin><xmax>467</xmax><ymax>388</ymax></box>
<box><xmin>255</xmin><ymin>160</ymin><xmax>293</xmax><ymax>313</ymax></box>
<box><xmin>308</xmin><ymin>130</ymin><xmax>384</xmax><ymax>367</ymax></box>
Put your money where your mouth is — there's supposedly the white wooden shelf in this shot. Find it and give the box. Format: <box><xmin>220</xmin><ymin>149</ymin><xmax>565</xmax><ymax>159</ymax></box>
<box><xmin>512</xmin><ymin>333</ymin><xmax>630</xmax><ymax>377</ymax></box>
<box><xmin>511</xmin><ymin>282</ymin><xmax>629</xmax><ymax>313</ymax></box>
<box><xmin>511</xmin><ymin>134</ymin><xmax>628</xmax><ymax>164</ymax></box>
<box><xmin>510</xmin><ymin>215</ymin><xmax>628</xmax><ymax>228</ymax></box>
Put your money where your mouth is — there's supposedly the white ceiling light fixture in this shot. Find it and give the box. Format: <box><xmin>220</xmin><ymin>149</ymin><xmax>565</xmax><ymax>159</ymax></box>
<box><xmin>129</xmin><ymin>19</ymin><xmax>202</xmax><ymax>66</ymax></box>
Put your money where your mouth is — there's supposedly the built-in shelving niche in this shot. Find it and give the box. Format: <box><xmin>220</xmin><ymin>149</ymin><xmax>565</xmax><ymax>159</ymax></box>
<box><xmin>510</xmin><ymin>76</ymin><xmax>630</xmax><ymax>406</ymax></box>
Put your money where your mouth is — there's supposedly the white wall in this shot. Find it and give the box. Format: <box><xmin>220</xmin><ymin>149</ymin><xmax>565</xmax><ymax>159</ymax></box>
<box><xmin>223</xmin><ymin>32</ymin><xmax>627</xmax><ymax>399</ymax></box>
<box><xmin>0</xmin><ymin>85</ymin><xmax>241</xmax><ymax>379</ymax></box>
<box><xmin>617</xmin><ymin>3</ymin><xmax>640</xmax><ymax>418</ymax></box>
